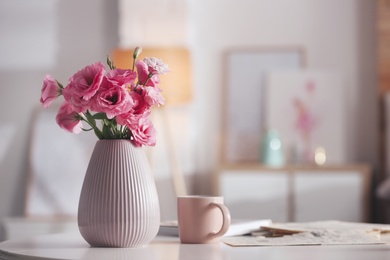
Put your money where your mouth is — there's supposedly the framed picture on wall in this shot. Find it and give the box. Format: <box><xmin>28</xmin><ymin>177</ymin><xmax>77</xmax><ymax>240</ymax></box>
<box><xmin>265</xmin><ymin>70</ymin><xmax>346</xmax><ymax>164</ymax></box>
<box><xmin>221</xmin><ymin>47</ymin><xmax>305</xmax><ymax>163</ymax></box>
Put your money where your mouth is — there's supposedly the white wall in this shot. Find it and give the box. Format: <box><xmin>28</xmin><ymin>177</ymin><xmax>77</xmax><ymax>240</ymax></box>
<box><xmin>118</xmin><ymin>0</ymin><xmax>377</xmax><ymax>191</ymax></box>
<box><xmin>187</xmin><ymin>0</ymin><xmax>377</xmax><ymax>193</ymax></box>
<box><xmin>0</xmin><ymin>0</ymin><xmax>378</xmax><ymax>240</ymax></box>
<box><xmin>0</xmin><ymin>0</ymin><xmax>118</xmax><ymax>240</ymax></box>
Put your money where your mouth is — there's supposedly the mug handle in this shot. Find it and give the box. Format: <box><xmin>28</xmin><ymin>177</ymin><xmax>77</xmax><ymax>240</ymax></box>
<box><xmin>209</xmin><ymin>203</ymin><xmax>231</xmax><ymax>238</ymax></box>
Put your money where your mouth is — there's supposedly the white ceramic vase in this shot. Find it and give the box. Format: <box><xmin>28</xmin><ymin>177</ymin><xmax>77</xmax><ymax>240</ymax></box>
<box><xmin>78</xmin><ymin>140</ymin><xmax>160</xmax><ymax>247</ymax></box>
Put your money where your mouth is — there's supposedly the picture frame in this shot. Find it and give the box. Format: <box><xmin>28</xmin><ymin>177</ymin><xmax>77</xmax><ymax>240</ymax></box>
<box><xmin>265</xmin><ymin>70</ymin><xmax>346</xmax><ymax>164</ymax></box>
<box><xmin>221</xmin><ymin>47</ymin><xmax>305</xmax><ymax>163</ymax></box>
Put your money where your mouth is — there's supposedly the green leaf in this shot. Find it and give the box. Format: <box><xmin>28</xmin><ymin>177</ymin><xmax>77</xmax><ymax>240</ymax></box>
<box><xmin>83</xmin><ymin>110</ymin><xmax>104</xmax><ymax>139</ymax></box>
<box><xmin>81</xmin><ymin>127</ymin><xmax>93</xmax><ymax>132</ymax></box>
<box><xmin>94</xmin><ymin>128</ymin><xmax>104</xmax><ymax>139</ymax></box>
<box><xmin>102</xmin><ymin>122</ymin><xmax>115</xmax><ymax>139</ymax></box>
<box><xmin>92</xmin><ymin>113</ymin><xmax>108</xmax><ymax>120</ymax></box>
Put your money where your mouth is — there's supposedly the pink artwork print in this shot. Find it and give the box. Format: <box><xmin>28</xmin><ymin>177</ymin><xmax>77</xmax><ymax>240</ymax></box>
<box><xmin>293</xmin><ymin>80</ymin><xmax>318</xmax><ymax>162</ymax></box>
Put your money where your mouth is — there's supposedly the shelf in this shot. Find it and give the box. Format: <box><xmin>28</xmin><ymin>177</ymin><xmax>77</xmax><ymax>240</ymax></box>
<box><xmin>218</xmin><ymin>162</ymin><xmax>371</xmax><ymax>173</ymax></box>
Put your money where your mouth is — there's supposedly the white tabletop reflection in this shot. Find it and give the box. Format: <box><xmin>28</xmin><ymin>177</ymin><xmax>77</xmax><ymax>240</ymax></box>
<box><xmin>1</xmin><ymin>232</ymin><xmax>390</xmax><ymax>260</ymax></box>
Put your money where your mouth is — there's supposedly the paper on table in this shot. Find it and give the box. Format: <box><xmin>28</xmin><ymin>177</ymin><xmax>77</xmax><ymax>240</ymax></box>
<box><xmin>262</xmin><ymin>220</ymin><xmax>390</xmax><ymax>233</ymax></box>
<box><xmin>223</xmin><ymin>229</ymin><xmax>384</xmax><ymax>247</ymax></box>
<box><xmin>158</xmin><ymin>219</ymin><xmax>272</xmax><ymax>237</ymax></box>
<box><xmin>225</xmin><ymin>219</ymin><xmax>272</xmax><ymax>236</ymax></box>
<box><xmin>222</xmin><ymin>221</ymin><xmax>389</xmax><ymax>247</ymax></box>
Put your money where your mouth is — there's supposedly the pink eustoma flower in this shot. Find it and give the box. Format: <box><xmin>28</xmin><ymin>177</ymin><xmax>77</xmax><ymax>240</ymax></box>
<box><xmin>56</xmin><ymin>101</ymin><xmax>83</xmax><ymax>134</ymax></box>
<box><xmin>91</xmin><ymin>78</ymin><xmax>135</xmax><ymax>119</ymax></box>
<box><xmin>40</xmin><ymin>74</ymin><xmax>61</xmax><ymax>108</ymax></box>
<box><xmin>116</xmin><ymin>91</ymin><xmax>150</xmax><ymax>127</ymax></box>
<box><xmin>129</xmin><ymin>90</ymin><xmax>150</xmax><ymax>115</ymax></box>
<box><xmin>106</xmin><ymin>68</ymin><xmax>137</xmax><ymax>86</ymax></box>
<box><xmin>135</xmin><ymin>60</ymin><xmax>160</xmax><ymax>87</ymax></box>
<box><xmin>144</xmin><ymin>57</ymin><xmax>170</xmax><ymax>75</ymax></box>
<box><xmin>143</xmin><ymin>86</ymin><xmax>165</xmax><ymax>107</ymax></box>
<box><xmin>63</xmin><ymin>62</ymin><xmax>105</xmax><ymax>112</ymax></box>
<box><xmin>130</xmin><ymin>117</ymin><xmax>157</xmax><ymax>147</ymax></box>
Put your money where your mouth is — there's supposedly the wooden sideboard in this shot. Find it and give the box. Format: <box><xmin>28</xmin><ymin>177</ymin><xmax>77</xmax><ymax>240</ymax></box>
<box><xmin>214</xmin><ymin>164</ymin><xmax>371</xmax><ymax>223</ymax></box>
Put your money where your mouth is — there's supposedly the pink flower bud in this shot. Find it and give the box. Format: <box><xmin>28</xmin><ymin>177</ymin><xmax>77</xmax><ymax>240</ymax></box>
<box><xmin>40</xmin><ymin>74</ymin><xmax>61</xmax><ymax>108</ymax></box>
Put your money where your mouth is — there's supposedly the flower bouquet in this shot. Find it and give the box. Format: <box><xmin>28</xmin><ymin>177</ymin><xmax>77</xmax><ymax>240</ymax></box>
<box><xmin>39</xmin><ymin>47</ymin><xmax>170</xmax><ymax>247</ymax></box>
<box><xmin>39</xmin><ymin>47</ymin><xmax>170</xmax><ymax>147</ymax></box>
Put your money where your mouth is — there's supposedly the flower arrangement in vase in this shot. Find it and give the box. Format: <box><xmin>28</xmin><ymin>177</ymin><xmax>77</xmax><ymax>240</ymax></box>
<box><xmin>39</xmin><ymin>47</ymin><xmax>169</xmax><ymax>248</ymax></box>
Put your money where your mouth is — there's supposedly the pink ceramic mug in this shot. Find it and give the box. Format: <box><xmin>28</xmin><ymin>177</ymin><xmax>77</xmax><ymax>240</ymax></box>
<box><xmin>177</xmin><ymin>196</ymin><xmax>231</xmax><ymax>244</ymax></box>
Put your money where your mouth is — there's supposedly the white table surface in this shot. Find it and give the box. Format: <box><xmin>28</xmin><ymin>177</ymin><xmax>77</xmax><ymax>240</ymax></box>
<box><xmin>1</xmin><ymin>232</ymin><xmax>390</xmax><ymax>260</ymax></box>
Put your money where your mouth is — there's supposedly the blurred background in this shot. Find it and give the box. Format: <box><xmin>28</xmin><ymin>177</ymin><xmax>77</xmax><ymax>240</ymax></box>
<box><xmin>0</xmin><ymin>0</ymin><xmax>384</xmax><ymax>241</ymax></box>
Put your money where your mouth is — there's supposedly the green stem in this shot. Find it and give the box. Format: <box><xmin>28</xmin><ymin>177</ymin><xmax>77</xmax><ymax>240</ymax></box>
<box><xmin>82</xmin><ymin>112</ymin><xmax>104</xmax><ymax>139</ymax></box>
<box><xmin>143</xmin><ymin>73</ymin><xmax>154</xmax><ymax>87</ymax></box>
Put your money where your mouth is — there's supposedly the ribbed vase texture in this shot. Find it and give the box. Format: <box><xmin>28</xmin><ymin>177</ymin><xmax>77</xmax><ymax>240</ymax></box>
<box><xmin>78</xmin><ymin>140</ymin><xmax>160</xmax><ymax>247</ymax></box>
